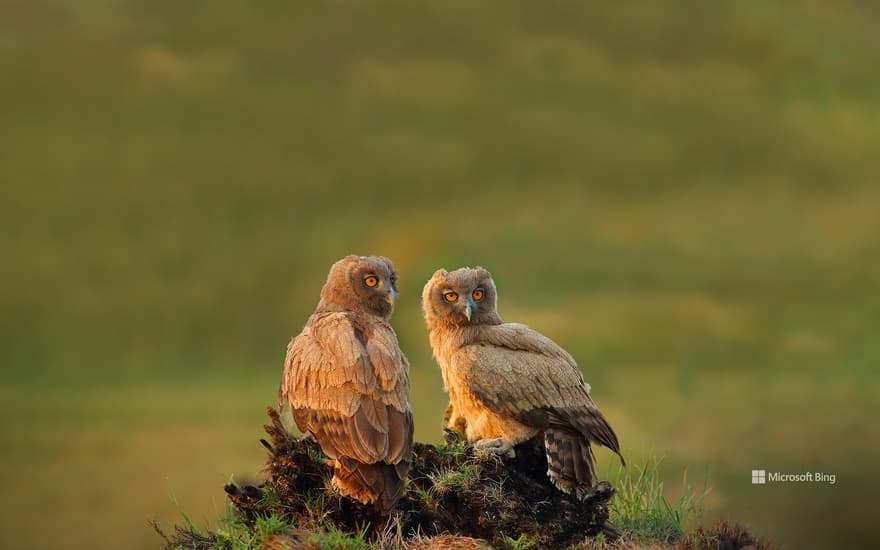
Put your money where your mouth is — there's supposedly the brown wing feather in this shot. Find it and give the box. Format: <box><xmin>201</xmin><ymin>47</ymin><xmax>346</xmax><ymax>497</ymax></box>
<box><xmin>279</xmin><ymin>312</ymin><xmax>413</xmax><ymax>469</ymax></box>
<box><xmin>460</xmin><ymin>322</ymin><xmax>623</xmax><ymax>461</ymax></box>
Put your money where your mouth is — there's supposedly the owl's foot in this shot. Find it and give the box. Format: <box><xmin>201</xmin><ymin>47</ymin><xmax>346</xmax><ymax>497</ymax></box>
<box><xmin>575</xmin><ymin>480</ymin><xmax>613</xmax><ymax>501</ymax></box>
<box><xmin>474</xmin><ymin>437</ymin><xmax>516</xmax><ymax>458</ymax></box>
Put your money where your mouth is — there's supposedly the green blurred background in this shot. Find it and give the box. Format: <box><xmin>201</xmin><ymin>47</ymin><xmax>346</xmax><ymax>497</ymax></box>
<box><xmin>2</xmin><ymin>1</ymin><xmax>878</xmax><ymax>548</ymax></box>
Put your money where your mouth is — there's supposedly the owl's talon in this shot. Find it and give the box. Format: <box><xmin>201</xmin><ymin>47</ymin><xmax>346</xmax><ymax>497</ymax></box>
<box><xmin>474</xmin><ymin>438</ymin><xmax>516</xmax><ymax>458</ymax></box>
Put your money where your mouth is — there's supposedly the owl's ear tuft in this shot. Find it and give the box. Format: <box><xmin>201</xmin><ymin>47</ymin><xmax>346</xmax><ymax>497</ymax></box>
<box><xmin>473</xmin><ymin>266</ymin><xmax>492</xmax><ymax>279</ymax></box>
<box><xmin>433</xmin><ymin>268</ymin><xmax>449</xmax><ymax>278</ymax></box>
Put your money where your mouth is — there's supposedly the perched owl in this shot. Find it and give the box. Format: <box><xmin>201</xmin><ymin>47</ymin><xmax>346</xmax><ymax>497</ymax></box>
<box><xmin>422</xmin><ymin>267</ymin><xmax>624</xmax><ymax>498</ymax></box>
<box><xmin>279</xmin><ymin>255</ymin><xmax>413</xmax><ymax>513</ymax></box>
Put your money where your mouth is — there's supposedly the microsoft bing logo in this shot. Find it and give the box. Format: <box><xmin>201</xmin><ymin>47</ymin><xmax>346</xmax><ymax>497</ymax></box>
<box><xmin>750</xmin><ymin>468</ymin><xmax>836</xmax><ymax>485</ymax></box>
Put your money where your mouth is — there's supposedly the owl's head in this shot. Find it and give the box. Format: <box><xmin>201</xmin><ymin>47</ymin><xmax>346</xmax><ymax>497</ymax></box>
<box><xmin>318</xmin><ymin>255</ymin><xmax>399</xmax><ymax>318</ymax></box>
<box><xmin>422</xmin><ymin>266</ymin><xmax>501</xmax><ymax>327</ymax></box>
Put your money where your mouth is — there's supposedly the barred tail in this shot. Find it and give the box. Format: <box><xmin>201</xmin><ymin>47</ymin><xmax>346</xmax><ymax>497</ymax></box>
<box><xmin>545</xmin><ymin>405</ymin><xmax>625</xmax><ymax>499</ymax></box>
<box><xmin>544</xmin><ymin>428</ymin><xmax>597</xmax><ymax>499</ymax></box>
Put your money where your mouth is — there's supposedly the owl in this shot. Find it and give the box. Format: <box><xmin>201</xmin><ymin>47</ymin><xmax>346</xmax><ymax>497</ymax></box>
<box><xmin>279</xmin><ymin>255</ymin><xmax>413</xmax><ymax>513</ymax></box>
<box><xmin>422</xmin><ymin>267</ymin><xmax>624</xmax><ymax>498</ymax></box>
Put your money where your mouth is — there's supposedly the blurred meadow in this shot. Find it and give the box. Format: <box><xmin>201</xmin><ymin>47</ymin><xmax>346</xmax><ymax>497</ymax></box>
<box><xmin>2</xmin><ymin>1</ymin><xmax>879</xmax><ymax>548</ymax></box>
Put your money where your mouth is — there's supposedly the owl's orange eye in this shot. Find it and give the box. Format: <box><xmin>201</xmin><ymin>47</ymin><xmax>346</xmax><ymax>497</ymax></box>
<box><xmin>364</xmin><ymin>275</ymin><xmax>379</xmax><ymax>288</ymax></box>
<box><xmin>443</xmin><ymin>291</ymin><xmax>458</xmax><ymax>302</ymax></box>
<box><xmin>472</xmin><ymin>288</ymin><xmax>484</xmax><ymax>301</ymax></box>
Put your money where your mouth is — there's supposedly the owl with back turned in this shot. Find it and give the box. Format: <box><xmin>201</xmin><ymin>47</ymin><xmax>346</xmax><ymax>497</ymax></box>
<box><xmin>422</xmin><ymin>267</ymin><xmax>624</xmax><ymax>498</ymax></box>
<box><xmin>279</xmin><ymin>255</ymin><xmax>413</xmax><ymax>513</ymax></box>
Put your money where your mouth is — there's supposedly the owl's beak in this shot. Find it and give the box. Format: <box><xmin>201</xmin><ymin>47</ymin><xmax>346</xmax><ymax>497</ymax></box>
<box><xmin>385</xmin><ymin>288</ymin><xmax>397</xmax><ymax>306</ymax></box>
<box><xmin>464</xmin><ymin>302</ymin><xmax>473</xmax><ymax>321</ymax></box>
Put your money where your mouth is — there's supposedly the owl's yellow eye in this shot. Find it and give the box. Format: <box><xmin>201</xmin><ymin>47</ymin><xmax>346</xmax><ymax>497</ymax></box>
<box><xmin>472</xmin><ymin>288</ymin><xmax>484</xmax><ymax>301</ymax></box>
<box><xmin>443</xmin><ymin>291</ymin><xmax>458</xmax><ymax>303</ymax></box>
<box><xmin>364</xmin><ymin>275</ymin><xmax>379</xmax><ymax>288</ymax></box>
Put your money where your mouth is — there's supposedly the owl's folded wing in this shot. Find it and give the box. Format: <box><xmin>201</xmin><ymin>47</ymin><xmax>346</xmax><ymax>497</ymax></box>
<box><xmin>280</xmin><ymin>313</ymin><xmax>413</xmax><ymax>465</ymax></box>
<box><xmin>457</xmin><ymin>323</ymin><xmax>622</xmax><ymax>457</ymax></box>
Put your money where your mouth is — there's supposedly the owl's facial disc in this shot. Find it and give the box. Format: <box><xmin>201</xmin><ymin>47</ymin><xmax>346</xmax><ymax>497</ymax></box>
<box><xmin>320</xmin><ymin>255</ymin><xmax>400</xmax><ymax>318</ymax></box>
<box><xmin>352</xmin><ymin>259</ymin><xmax>399</xmax><ymax>316</ymax></box>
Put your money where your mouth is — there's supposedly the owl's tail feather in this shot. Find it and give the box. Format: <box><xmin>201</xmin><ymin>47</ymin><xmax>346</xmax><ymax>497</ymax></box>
<box><xmin>562</xmin><ymin>406</ymin><xmax>625</xmax><ymax>467</ymax></box>
<box><xmin>544</xmin><ymin>405</ymin><xmax>625</xmax><ymax>498</ymax></box>
<box><xmin>334</xmin><ymin>457</ymin><xmax>410</xmax><ymax>514</ymax></box>
<box><xmin>544</xmin><ymin>428</ymin><xmax>597</xmax><ymax>499</ymax></box>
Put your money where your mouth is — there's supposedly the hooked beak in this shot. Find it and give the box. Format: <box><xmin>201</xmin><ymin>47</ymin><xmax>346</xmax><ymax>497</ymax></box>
<box><xmin>464</xmin><ymin>302</ymin><xmax>473</xmax><ymax>321</ymax></box>
<box><xmin>385</xmin><ymin>288</ymin><xmax>398</xmax><ymax>306</ymax></box>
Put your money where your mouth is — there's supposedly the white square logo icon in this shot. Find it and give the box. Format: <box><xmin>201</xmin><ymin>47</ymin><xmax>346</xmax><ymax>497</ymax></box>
<box><xmin>752</xmin><ymin>469</ymin><xmax>766</xmax><ymax>484</ymax></box>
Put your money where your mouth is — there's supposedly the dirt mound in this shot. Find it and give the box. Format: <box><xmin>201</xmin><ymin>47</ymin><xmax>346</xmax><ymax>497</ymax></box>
<box><xmin>161</xmin><ymin>407</ymin><xmax>616</xmax><ymax>549</ymax></box>
<box><xmin>155</xmin><ymin>408</ymin><xmax>768</xmax><ymax>550</ymax></box>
